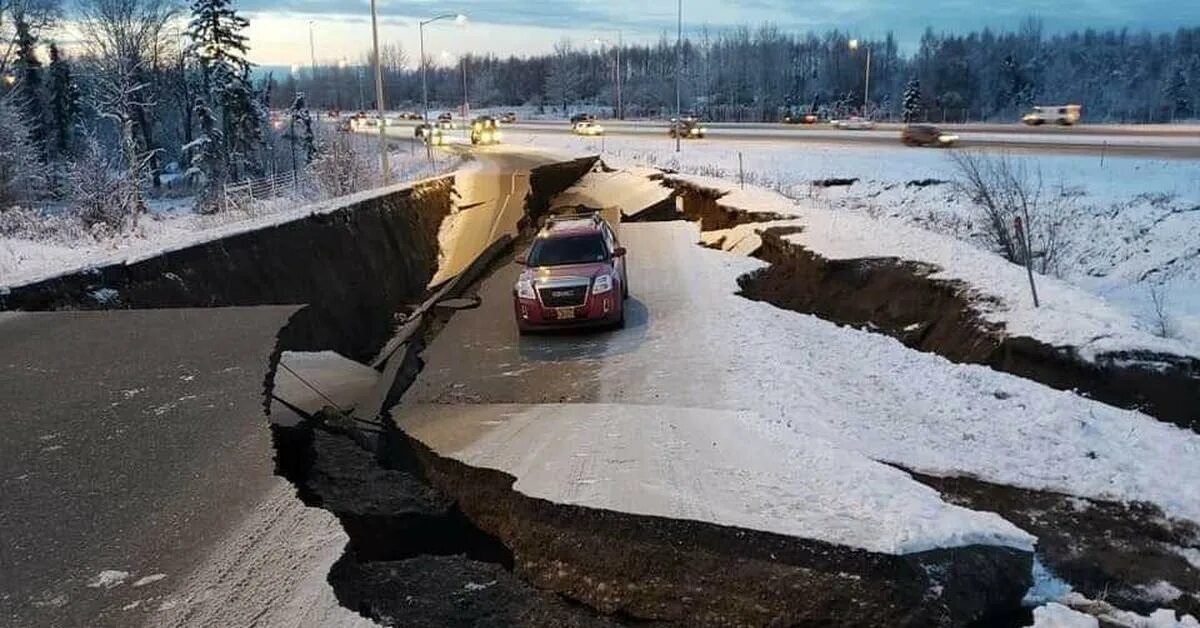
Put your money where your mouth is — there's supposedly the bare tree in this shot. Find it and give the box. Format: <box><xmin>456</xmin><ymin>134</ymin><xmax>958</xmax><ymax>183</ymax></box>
<box><xmin>88</xmin><ymin>57</ymin><xmax>156</xmax><ymax>228</ymax></box>
<box><xmin>1149</xmin><ymin>285</ymin><xmax>1176</xmax><ymax>339</ymax></box>
<box><xmin>949</xmin><ymin>150</ymin><xmax>1078</xmax><ymax>275</ymax></box>
<box><xmin>75</xmin><ymin>0</ymin><xmax>179</xmax><ymax>184</ymax></box>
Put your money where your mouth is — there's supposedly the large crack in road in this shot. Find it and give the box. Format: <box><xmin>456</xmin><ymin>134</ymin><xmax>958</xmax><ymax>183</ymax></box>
<box><xmin>268</xmin><ymin>154</ymin><xmax>1200</xmax><ymax>627</ymax></box>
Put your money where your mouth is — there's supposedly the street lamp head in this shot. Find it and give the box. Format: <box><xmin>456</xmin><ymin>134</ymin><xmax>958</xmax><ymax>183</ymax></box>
<box><xmin>454</xmin><ymin>13</ymin><xmax>467</xmax><ymax>25</ymax></box>
<box><xmin>848</xmin><ymin>39</ymin><xmax>860</xmax><ymax>50</ymax></box>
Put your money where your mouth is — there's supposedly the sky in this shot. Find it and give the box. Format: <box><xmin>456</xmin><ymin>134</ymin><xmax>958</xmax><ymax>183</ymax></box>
<box><xmin>241</xmin><ymin>0</ymin><xmax>1200</xmax><ymax>67</ymax></box>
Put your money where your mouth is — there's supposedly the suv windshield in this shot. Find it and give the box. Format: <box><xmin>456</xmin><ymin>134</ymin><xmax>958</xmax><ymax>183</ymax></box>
<box><xmin>527</xmin><ymin>234</ymin><xmax>609</xmax><ymax>267</ymax></box>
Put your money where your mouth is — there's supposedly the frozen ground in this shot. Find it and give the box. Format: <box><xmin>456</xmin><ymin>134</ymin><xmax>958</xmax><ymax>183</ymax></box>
<box><xmin>505</xmin><ymin>131</ymin><xmax>1200</xmax><ymax>345</ymax></box>
<box><xmin>0</xmin><ymin>149</ymin><xmax>457</xmax><ymax>290</ymax></box>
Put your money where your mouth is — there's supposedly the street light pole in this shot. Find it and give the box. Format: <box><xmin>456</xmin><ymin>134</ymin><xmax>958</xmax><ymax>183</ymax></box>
<box><xmin>369</xmin><ymin>0</ymin><xmax>390</xmax><ymax>182</ymax></box>
<box><xmin>616</xmin><ymin>30</ymin><xmax>623</xmax><ymax>120</ymax></box>
<box><xmin>675</xmin><ymin>0</ymin><xmax>681</xmax><ymax>153</ymax></box>
<box><xmin>462</xmin><ymin>55</ymin><xmax>469</xmax><ymax>121</ymax></box>
<box><xmin>308</xmin><ymin>21</ymin><xmax>317</xmax><ymax>78</ymax></box>
<box><xmin>419</xmin><ymin>14</ymin><xmax>465</xmax><ymax>124</ymax></box>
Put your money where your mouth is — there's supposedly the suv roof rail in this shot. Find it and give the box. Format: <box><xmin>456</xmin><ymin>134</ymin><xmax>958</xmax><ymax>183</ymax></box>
<box><xmin>543</xmin><ymin>211</ymin><xmax>603</xmax><ymax>229</ymax></box>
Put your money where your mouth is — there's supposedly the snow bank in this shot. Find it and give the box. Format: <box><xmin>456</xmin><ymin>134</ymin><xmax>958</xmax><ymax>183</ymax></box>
<box><xmin>1</xmin><ymin>152</ymin><xmax>457</xmax><ymax>291</ymax></box>
<box><xmin>1027</xmin><ymin>603</ymin><xmax>1100</xmax><ymax>628</ymax></box>
<box><xmin>665</xmin><ymin>172</ymin><xmax>1200</xmax><ymax>362</ymax></box>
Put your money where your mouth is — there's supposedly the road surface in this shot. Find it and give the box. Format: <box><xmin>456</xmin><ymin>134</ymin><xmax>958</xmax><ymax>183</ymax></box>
<box><xmin>0</xmin><ymin>307</ymin><xmax>296</xmax><ymax>628</ymax></box>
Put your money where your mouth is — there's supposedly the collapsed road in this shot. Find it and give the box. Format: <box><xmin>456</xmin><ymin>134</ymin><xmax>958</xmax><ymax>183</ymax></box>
<box><xmin>5</xmin><ymin>143</ymin><xmax>1199</xmax><ymax>627</ymax></box>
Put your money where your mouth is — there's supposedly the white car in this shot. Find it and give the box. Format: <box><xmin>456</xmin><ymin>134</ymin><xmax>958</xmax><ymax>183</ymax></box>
<box><xmin>833</xmin><ymin>117</ymin><xmax>876</xmax><ymax>130</ymax></box>
<box><xmin>573</xmin><ymin>121</ymin><xmax>605</xmax><ymax>136</ymax></box>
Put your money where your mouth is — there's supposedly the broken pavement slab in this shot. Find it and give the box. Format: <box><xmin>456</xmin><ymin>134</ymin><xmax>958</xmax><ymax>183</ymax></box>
<box><xmin>393</xmin><ymin>402</ymin><xmax>1035</xmax><ymax>625</ymax></box>
<box><xmin>272</xmin><ymin>350</ymin><xmax>381</xmax><ymax>422</ymax></box>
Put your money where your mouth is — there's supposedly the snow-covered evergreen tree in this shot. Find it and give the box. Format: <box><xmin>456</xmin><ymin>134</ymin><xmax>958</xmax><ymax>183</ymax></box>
<box><xmin>186</xmin><ymin>0</ymin><xmax>262</xmax><ymax>185</ymax></box>
<box><xmin>288</xmin><ymin>93</ymin><xmax>317</xmax><ymax>164</ymax></box>
<box><xmin>1162</xmin><ymin>64</ymin><xmax>1189</xmax><ymax>120</ymax></box>
<box><xmin>186</xmin><ymin>99</ymin><xmax>228</xmax><ymax>213</ymax></box>
<box><xmin>47</xmin><ymin>43</ymin><xmax>80</xmax><ymax>157</ymax></box>
<box><xmin>902</xmin><ymin>75</ymin><xmax>922</xmax><ymax>122</ymax></box>
<box><xmin>13</xmin><ymin>14</ymin><xmax>45</xmax><ymax>153</ymax></box>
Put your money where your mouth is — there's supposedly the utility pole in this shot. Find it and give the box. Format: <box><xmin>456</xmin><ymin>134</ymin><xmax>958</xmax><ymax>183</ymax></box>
<box><xmin>369</xmin><ymin>0</ymin><xmax>390</xmax><ymax>182</ymax></box>
<box><xmin>308</xmin><ymin>21</ymin><xmax>317</xmax><ymax>78</ymax></box>
<box><xmin>462</xmin><ymin>55</ymin><xmax>469</xmax><ymax>121</ymax></box>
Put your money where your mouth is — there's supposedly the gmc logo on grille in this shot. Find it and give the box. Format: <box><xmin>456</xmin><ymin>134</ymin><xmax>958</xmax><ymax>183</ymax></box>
<box><xmin>550</xmin><ymin>290</ymin><xmax>574</xmax><ymax>297</ymax></box>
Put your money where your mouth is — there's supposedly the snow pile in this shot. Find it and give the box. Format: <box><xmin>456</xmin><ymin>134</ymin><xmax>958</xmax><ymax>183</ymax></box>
<box><xmin>664</xmin><ymin>172</ymin><xmax>1200</xmax><ymax>362</ymax></box>
<box><xmin>1027</xmin><ymin>604</ymin><xmax>1100</xmax><ymax>628</ymax></box>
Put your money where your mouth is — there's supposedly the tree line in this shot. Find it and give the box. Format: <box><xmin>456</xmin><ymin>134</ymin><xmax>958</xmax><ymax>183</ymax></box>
<box><xmin>279</xmin><ymin>19</ymin><xmax>1200</xmax><ymax>124</ymax></box>
<box><xmin>0</xmin><ymin>0</ymin><xmax>318</xmax><ymax>223</ymax></box>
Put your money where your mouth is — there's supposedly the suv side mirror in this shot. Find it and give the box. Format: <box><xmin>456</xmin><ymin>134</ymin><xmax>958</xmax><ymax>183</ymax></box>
<box><xmin>612</xmin><ymin>247</ymin><xmax>627</xmax><ymax>258</ymax></box>
<box><xmin>514</xmin><ymin>254</ymin><xmax>527</xmax><ymax>266</ymax></box>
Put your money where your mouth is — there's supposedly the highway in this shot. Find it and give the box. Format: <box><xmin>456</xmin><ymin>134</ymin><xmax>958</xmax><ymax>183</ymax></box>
<box><xmin>375</xmin><ymin>117</ymin><xmax>1200</xmax><ymax>159</ymax></box>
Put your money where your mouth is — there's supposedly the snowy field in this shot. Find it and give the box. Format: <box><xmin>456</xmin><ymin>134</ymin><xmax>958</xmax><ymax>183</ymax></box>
<box><xmin>0</xmin><ymin>149</ymin><xmax>458</xmax><ymax>290</ymax></box>
<box><xmin>507</xmin><ymin>130</ymin><xmax>1200</xmax><ymax>346</ymax></box>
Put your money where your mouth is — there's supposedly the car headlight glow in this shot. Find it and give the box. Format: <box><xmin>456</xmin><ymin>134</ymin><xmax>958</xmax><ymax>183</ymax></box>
<box><xmin>516</xmin><ymin>280</ymin><xmax>536</xmax><ymax>300</ymax></box>
<box><xmin>592</xmin><ymin>274</ymin><xmax>614</xmax><ymax>295</ymax></box>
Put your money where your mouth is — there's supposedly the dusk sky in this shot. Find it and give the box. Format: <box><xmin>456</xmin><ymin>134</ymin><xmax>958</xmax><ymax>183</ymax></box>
<box><xmin>240</xmin><ymin>0</ymin><xmax>1200</xmax><ymax>67</ymax></box>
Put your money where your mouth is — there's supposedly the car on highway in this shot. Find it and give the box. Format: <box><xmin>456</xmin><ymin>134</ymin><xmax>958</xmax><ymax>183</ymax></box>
<box><xmin>513</xmin><ymin>212</ymin><xmax>628</xmax><ymax>333</ymax></box>
<box><xmin>900</xmin><ymin>124</ymin><xmax>959</xmax><ymax>147</ymax></box>
<box><xmin>572</xmin><ymin>121</ymin><xmax>605</xmax><ymax>136</ymax></box>
<box><xmin>436</xmin><ymin>112</ymin><xmax>456</xmax><ymax>130</ymax></box>
<box><xmin>470</xmin><ymin>116</ymin><xmax>502</xmax><ymax>145</ymax></box>
<box><xmin>398</xmin><ymin>111</ymin><xmax>422</xmax><ymax>120</ymax></box>
<box><xmin>832</xmin><ymin>116</ymin><xmax>876</xmax><ymax>130</ymax></box>
<box><xmin>783</xmin><ymin>111</ymin><xmax>820</xmax><ymax>124</ymax></box>
<box><xmin>415</xmin><ymin>123</ymin><xmax>448</xmax><ymax>146</ymax></box>
<box><xmin>1022</xmin><ymin>104</ymin><xmax>1082</xmax><ymax>126</ymax></box>
<box><xmin>569</xmin><ymin>112</ymin><xmax>595</xmax><ymax>125</ymax></box>
<box><xmin>668</xmin><ymin>118</ymin><xmax>707</xmax><ymax>139</ymax></box>
<box><xmin>500</xmin><ymin>112</ymin><xmax>518</xmax><ymax>124</ymax></box>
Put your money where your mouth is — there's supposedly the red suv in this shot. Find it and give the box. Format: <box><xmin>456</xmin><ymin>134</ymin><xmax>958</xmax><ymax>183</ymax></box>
<box><xmin>514</xmin><ymin>213</ymin><xmax>628</xmax><ymax>333</ymax></box>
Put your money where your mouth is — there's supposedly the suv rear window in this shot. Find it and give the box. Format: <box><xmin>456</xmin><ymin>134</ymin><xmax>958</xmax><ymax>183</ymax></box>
<box><xmin>527</xmin><ymin>234</ymin><xmax>609</xmax><ymax>267</ymax></box>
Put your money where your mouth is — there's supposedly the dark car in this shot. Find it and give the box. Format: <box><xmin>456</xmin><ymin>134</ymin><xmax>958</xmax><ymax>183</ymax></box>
<box><xmin>668</xmin><ymin>118</ymin><xmax>707</xmax><ymax>139</ymax></box>
<box><xmin>784</xmin><ymin>111</ymin><xmax>820</xmax><ymax>124</ymax></box>
<box><xmin>900</xmin><ymin>124</ymin><xmax>959</xmax><ymax>147</ymax></box>
<box><xmin>513</xmin><ymin>213</ymin><xmax>628</xmax><ymax>333</ymax></box>
<box><xmin>569</xmin><ymin>112</ymin><xmax>595</xmax><ymax>124</ymax></box>
<box><xmin>500</xmin><ymin>112</ymin><xmax>518</xmax><ymax>123</ymax></box>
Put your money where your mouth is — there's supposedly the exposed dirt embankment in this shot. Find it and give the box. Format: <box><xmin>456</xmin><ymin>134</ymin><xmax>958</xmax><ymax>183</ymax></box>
<box><xmin>911</xmin><ymin>472</ymin><xmax>1200</xmax><ymax>620</ymax></box>
<box><xmin>741</xmin><ymin>228</ymin><xmax>1200</xmax><ymax>431</ymax></box>
<box><xmin>0</xmin><ymin>178</ymin><xmax>454</xmax><ymax>363</ymax></box>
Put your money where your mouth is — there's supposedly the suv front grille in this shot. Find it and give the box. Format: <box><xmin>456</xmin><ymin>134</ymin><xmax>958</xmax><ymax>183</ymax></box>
<box><xmin>538</xmin><ymin>285</ymin><xmax>588</xmax><ymax>308</ymax></box>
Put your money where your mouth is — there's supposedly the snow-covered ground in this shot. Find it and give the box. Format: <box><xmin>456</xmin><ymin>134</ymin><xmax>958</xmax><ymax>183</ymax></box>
<box><xmin>0</xmin><ymin>149</ymin><xmax>458</xmax><ymax>290</ymax></box>
<box><xmin>667</xmin><ymin>172</ymin><xmax>1200</xmax><ymax>361</ymax></box>
<box><xmin>505</xmin><ymin>131</ymin><xmax>1200</xmax><ymax>346</ymax></box>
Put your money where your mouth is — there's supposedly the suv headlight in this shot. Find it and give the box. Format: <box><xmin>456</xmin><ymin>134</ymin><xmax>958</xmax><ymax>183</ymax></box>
<box><xmin>516</xmin><ymin>280</ymin><xmax>536</xmax><ymax>300</ymax></box>
<box><xmin>592</xmin><ymin>274</ymin><xmax>614</xmax><ymax>295</ymax></box>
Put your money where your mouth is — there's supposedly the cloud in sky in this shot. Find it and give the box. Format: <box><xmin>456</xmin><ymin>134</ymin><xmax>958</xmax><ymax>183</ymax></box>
<box><xmin>242</xmin><ymin>0</ymin><xmax>1200</xmax><ymax>65</ymax></box>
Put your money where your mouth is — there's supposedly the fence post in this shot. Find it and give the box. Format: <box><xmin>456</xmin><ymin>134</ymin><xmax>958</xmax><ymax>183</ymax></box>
<box><xmin>1014</xmin><ymin>216</ymin><xmax>1040</xmax><ymax>308</ymax></box>
<box><xmin>738</xmin><ymin>152</ymin><xmax>745</xmax><ymax>189</ymax></box>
